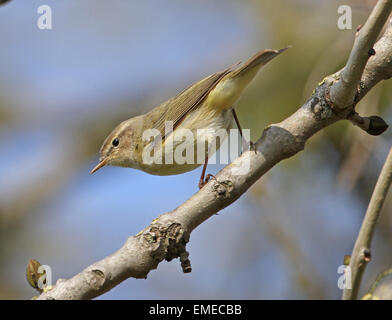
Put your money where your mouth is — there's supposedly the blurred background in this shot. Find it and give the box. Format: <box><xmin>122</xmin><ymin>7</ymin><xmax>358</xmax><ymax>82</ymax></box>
<box><xmin>0</xmin><ymin>0</ymin><xmax>391</xmax><ymax>299</ymax></box>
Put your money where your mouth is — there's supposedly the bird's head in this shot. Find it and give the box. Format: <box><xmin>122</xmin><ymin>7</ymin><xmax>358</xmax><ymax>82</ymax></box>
<box><xmin>90</xmin><ymin>116</ymin><xmax>144</xmax><ymax>174</ymax></box>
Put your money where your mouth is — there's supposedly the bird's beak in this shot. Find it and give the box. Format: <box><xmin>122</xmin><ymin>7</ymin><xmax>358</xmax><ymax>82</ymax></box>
<box><xmin>90</xmin><ymin>158</ymin><xmax>108</xmax><ymax>174</ymax></box>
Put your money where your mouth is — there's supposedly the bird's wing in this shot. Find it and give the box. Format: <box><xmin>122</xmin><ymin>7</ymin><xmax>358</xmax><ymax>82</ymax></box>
<box><xmin>148</xmin><ymin>68</ymin><xmax>232</xmax><ymax>141</ymax></box>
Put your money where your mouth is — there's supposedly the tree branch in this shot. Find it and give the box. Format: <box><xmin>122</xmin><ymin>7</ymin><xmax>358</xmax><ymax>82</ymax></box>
<box><xmin>36</xmin><ymin>4</ymin><xmax>392</xmax><ymax>300</ymax></box>
<box><xmin>342</xmin><ymin>147</ymin><xmax>392</xmax><ymax>300</ymax></box>
<box><xmin>329</xmin><ymin>0</ymin><xmax>392</xmax><ymax>109</ymax></box>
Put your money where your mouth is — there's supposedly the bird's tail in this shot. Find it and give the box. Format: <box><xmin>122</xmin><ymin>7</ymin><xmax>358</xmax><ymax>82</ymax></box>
<box><xmin>206</xmin><ymin>47</ymin><xmax>290</xmax><ymax>112</ymax></box>
<box><xmin>229</xmin><ymin>47</ymin><xmax>290</xmax><ymax>79</ymax></box>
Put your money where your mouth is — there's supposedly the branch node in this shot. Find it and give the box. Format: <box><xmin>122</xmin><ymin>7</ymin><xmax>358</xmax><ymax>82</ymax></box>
<box><xmin>86</xmin><ymin>268</ymin><xmax>106</xmax><ymax>290</ymax></box>
<box><xmin>212</xmin><ymin>180</ymin><xmax>234</xmax><ymax>199</ymax></box>
<box><xmin>311</xmin><ymin>96</ymin><xmax>333</xmax><ymax>120</ymax></box>
<box><xmin>311</xmin><ymin>80</ymin><xmax>338</xmax><ymax>120</ymax></box>
<box><xmin>143</xmin><ymin>221</ymin><xmax>192</xmax><ymax>273</ymax></box>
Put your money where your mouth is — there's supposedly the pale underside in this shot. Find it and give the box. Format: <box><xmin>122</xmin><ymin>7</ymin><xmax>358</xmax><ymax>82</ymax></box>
<box><xmin>138</xmin><ymin>105</ymin><xmax>236</xmax><ymax>176</ymax></box>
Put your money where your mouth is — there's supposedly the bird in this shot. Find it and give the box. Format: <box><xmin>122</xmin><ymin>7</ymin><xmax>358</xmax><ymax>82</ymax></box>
<box><xmin>91</xmin><ymin>47</ymin><xmax>289</xmax><ymax>188</ymax></box>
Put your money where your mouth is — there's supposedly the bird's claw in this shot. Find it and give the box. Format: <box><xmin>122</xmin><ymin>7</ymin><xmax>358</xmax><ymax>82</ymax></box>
<box><xmin>249</xmin><ymin>141</ymin><xmax>257</xmax><ymax>153</ymax></box>
<box><xmin>198</xmin><ymin>174</ymin><xmax>216</xmax><ymax>189</ymax></box>
<box><xmin>242</xmin><ymin>140</ymin><xmax>257</xmax><ymax>154</ymax></box>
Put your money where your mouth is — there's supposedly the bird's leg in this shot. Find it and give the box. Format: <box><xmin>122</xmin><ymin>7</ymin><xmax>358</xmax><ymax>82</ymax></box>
<box><xmin>231</xmin><ymin>108</ymin><xmax>256</xmax><ymax>153</ymax></box>
<box><xmin>198</xmin><ymin>154</ymin><xmax>216</xmax><ymax>189</ymax></box>
<box><xmin>231</xmin><ymin>107</ymin><xmax>243</xmax><ymax>138</ymax></box>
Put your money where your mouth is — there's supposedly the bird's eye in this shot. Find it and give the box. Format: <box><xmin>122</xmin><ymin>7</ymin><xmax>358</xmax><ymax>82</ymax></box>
<box><xmin>112</xmin><ymin>138</ymin><xmax>119</xmax><ymax>147</ymax></box>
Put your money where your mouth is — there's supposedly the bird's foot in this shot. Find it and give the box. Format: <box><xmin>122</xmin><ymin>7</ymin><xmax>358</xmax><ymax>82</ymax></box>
<box><xmin>198</xmin><ymin>174</ymin><xmax>216</xmax><ymax>189</ymax></box>
<box><xmin>242</xmin><ymin>140</ymin><xmax>257</xmax><ymax>154</ymax></box>
<box><xmin>249</xmin><ymin>141</ymin><xmax>257</xmax><ymax>153</ymax></box>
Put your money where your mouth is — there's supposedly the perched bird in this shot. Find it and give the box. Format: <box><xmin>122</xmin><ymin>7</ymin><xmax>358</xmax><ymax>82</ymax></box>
<box><xmin>91</xmin><ymin>47</ymin><xmax>289</xmax><ymax>188</ymax></box>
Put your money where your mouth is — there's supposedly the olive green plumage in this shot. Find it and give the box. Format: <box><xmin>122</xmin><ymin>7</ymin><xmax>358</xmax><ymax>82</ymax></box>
<box><xmin>91</xmin><ymin>47</ymin><xmax>289</xmax><ymax>176</ymax></box>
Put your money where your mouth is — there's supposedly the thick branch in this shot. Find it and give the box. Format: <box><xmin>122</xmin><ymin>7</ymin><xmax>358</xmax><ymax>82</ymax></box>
<box><xmin>329</xmin><ymin>0</ymin><xmax>392</xmax><ymax>109</ymax></box>
<box><xmin>36</xmin><ymin>12</ymin><xmax>392</xmax><ymax>300</ymax></box>
<box><xmin>342</xmin><ymin>147</ymin><xmax>392</xmax><ymax>300</ymax></box>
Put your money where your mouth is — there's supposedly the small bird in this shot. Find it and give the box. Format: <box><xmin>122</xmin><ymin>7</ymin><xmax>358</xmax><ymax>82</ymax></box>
<box><xmin>91</xmin><ymin>47</ymin><xmax>289</xmax><ymax>188</ymax></box>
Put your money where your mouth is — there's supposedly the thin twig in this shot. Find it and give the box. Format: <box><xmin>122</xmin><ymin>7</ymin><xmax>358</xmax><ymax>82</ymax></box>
<box><xmin>329</xmin><ymin>0</ymin><xmax>392</xmax><ymax>109</ymax></box>
<box><xmin>343</xmin><ymin>147</ymin><xmax>392</xmax><ymax>300</ymax></box>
